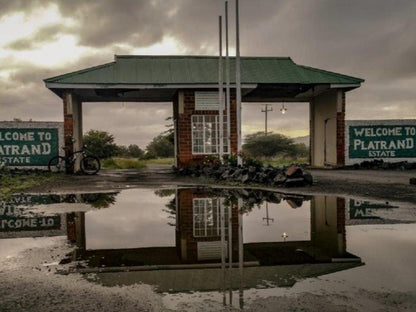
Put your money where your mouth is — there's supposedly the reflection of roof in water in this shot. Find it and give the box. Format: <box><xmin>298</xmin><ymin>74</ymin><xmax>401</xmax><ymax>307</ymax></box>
<box><xmin>90</xmin><ymin>262</ymin><xmax>363</xmax><ymax>293</ymax></box>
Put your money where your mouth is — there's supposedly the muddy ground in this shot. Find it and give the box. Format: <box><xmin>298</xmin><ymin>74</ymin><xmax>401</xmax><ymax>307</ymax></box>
<box><xmin>26</xmin><ymin>165</ymin><xmax>416</xmax><ymax>205</ymax></box>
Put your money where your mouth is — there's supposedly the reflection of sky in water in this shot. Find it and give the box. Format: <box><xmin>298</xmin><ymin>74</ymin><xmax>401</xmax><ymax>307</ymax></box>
<box><xmin>85</xmin><ymin>189</ymin><xmax>175</xmax><ymax>250</ymax></box>
<box><xmin>243</xmin><ymin>201</ymin><xmax>311</xmax><ymax>243</ymax></box>
<box><xmin>84</xmin><ymin>188</ymin><xmax>312</xmax><ymax>250</ymax></box>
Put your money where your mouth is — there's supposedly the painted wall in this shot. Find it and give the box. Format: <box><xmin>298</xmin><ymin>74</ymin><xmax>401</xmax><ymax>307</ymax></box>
<box><xmin>345</xmin><ymin>119</ymin><xmax>416</xmax><ymax>165</ymax></box>
<box><xmin>0</xmin><ymin>121</ymin><xmax>64</xmax><ymax>169</ymax></box>
<box><xmin>310</xmin><ymin>90</ymin><xmax>343</xmax><ymax>167</ymax></box>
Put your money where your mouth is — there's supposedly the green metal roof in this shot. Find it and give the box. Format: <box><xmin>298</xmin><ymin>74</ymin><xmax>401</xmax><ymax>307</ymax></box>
<box><xmin>44</xmin><ymin>55</ymin><xmax>364</xmax><ymax>86</ymax></box>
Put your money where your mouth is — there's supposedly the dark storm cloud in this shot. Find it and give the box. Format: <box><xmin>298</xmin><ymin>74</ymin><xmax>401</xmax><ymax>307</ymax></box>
<box><xmin>1</xmin><ymin>0</ymin><xmax>172</xmax><ymax>49</ymax></box>
<box><xmin>0</xmin><ymin>0</ymin><xmax>45</xmax><ymax>15</ymax></box>
<box><xmin>6</xmin><ymin>24</ymin><xmax>73</xmax><ymax>50</ymax></box>
<box><xmin>55</xmin><ymin>0</ymin><xmax>170</xmax><ymax>48</ymax></box>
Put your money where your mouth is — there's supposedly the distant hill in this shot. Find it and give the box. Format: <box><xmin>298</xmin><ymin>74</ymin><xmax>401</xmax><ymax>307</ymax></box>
<box><xmin>292</xmin><ymin>135</ymin><xmax>309</xmax><ymax>146</ymax></box>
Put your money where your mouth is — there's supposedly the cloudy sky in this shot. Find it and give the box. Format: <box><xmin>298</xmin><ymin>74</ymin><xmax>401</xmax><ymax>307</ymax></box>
<box><xmin>0</xmin><ymin>0</ymin><xmax>415</xmax><ymax>147</ymax></box>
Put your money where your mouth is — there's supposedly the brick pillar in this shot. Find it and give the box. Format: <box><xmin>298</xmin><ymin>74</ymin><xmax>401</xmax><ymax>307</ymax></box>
<box><xmin>63</xmin><ymin>92</ymin><xmax>74</xmax><ymax>173</ymax></box>
<box><xmin>336</xmin><ymin>92</ymin><xmax>346</xmax><ymax>166</ymax></box>
<box><xmin>62</xmin><ymin>92</ymin><xmax>82</xmax><ymax>173</ymax></box>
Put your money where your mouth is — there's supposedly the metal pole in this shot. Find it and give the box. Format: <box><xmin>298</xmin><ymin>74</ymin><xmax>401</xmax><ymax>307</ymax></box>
<box><xmin>238</xmin><ymin>197</ymin><xmax>244</xmax><ymax>309</ymax></box>
<box><xmin>225</xmin><ymin>1</ymin><xmax>231</xmax><ymax>155</ymax></box>
<box><xmin>235</xmin><ymin>0</ymin><xmax>242</xmax><ymax>166</ymax></box>
<box><xmin>220</xmin><ymin>200</ymin><xmax>226</xmax><ymax>305</ymax></box>
<box><xmin>228</xmin><ymin>204</ymin><xmax>233</xmax><ymax>304</ymax></box>
<box><xmin>219</xmin><ymin>16</ymin><xmax>224</xmax><ymax>158</ymax></box>
<box><xmin>261</xmin><ymin>104</ymin><xmax>273</xmax><ymax>136</ymax></box>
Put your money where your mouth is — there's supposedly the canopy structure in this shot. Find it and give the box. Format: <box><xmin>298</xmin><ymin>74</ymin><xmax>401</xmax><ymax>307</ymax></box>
<box><xmin>44</xmin><ymin>55</ymin><xmax>364</xmax><ymax>170</ymax></box>
<box><xmin>45</xmin><ymin>55</ymin><xmax>363</xmax><ymax>102</ymax></box>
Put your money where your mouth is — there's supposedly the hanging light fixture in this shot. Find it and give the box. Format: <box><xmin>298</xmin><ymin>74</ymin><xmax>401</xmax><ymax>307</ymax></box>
<box><xmin>280</xmin><ymin>103</ymin><xmax>287</xmax><ymax>114</ymax></box>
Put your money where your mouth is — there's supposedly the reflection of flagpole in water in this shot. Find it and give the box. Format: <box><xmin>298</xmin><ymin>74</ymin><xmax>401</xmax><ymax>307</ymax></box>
<box><xmin>228</xmin><ymin>204</ymin><xmax>233</xmax><ymax>305</ymax></box>
<box><xmin>238</xmin><ymin>197</ymin><xmax>244</xmax><ymax>309</ymax></box>
<box><xmin>220</xmin><ymin>198</ymin><xmax>226</xmax><ymax>305</ymax></box>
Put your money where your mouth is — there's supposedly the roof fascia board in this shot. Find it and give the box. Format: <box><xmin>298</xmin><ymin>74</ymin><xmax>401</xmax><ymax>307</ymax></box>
<box><xmin>330</xmin><ymin>83</ymin><xmax>361</xmax><ymax>89</ymax></box>
<box><xmin>45</xmin><ymin>83</ymin><xmax>258</xmax><ymax>89</ymax></box>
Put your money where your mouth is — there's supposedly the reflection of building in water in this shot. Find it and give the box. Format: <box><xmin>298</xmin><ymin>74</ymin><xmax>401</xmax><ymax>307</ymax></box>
<box><xmin>68</xmin><ymin>188</ymin><xmax>361</xmax><ymax>289</ymax></box>
<box><xmin>176</xmin><ymin>188</ymin><xmax>238</xmax><ymax>263</ymax></box>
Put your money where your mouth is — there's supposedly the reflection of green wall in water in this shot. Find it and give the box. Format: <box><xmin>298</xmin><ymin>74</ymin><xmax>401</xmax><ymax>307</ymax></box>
<box><xmin>0</xmin><ymin>194</ymin><xmax>62</xmax><ymax>232</ymax></box>
<box><xmin>0</xmin><ymin>215</ymin><xmax>61</xmax><ymax>232</ymax></box>
<box><xmin>349</xmin><ymin>199</ymin><xmax>398</xmax><ymax>220</ymax></box>
<box><xmin>0</xmin><ymin>192</ymin><xmax>118</xmax><ymax>233</ymax></box>
<box><xmin>0</xmin><ymin>128</ymin><xmax>59</xmax><ymax>166</ymax></box>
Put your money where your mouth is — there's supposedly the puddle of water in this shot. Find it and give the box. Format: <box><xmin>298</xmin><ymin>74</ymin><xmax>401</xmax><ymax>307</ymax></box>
<box><xmin>1</xmin><ymin>187</ymin><xmax>416</xmax><ymax>310</ymax></box>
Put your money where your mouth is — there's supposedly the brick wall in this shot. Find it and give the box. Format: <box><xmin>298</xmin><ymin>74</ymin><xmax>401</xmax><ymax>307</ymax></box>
<box><xmin>176</xmin><ymin>90</ymin><xmax>238</xmax><ymax>168</ymax></box>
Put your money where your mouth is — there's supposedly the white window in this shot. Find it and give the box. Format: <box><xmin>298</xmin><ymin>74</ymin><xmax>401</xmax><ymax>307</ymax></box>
<box><xmin>192</xmin><ymin>115</ymin><xmax>228</xmax><ymax>154</ymax></box>
<box><xmin>193</xmin><ymin>198</ymin><xmax>229</xmax><ymax>237</ymax></box>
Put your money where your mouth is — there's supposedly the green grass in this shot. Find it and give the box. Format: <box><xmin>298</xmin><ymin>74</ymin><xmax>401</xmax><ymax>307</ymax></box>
<box><xmin>143</xmin><ymin>157</ymin><xmax>174</xmax><ymax>165</ymax></box>
<box><xmin>101</xmin><ymin>157</ymin><xmax>174</xmax><ymax>170</ymax></box>
<box><xmin>0</xmin><ymin>171</ymin><xmax>58</xmax><ymax>198</ymax></box>
<box><xmin>262</xmin><ymin>156</ymin><xmax>309</xmax><ymax>167</ymax></box>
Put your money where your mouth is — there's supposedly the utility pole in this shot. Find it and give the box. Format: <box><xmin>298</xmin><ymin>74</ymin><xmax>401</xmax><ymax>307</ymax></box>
<box><xmin>261</xmin><ymin>104</ymin><xmax>273</xmax><ymax>136</ymax></box>
<box><xmin>262</xmin><ymin>202</ymin><xmax>274</xmax><ymax>226</ymax></box>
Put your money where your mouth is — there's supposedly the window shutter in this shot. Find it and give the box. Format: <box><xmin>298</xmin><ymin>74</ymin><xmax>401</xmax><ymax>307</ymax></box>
<box><xmin>195</xmin><ymin>91</ymin><xmax>224</xmax><ymax>111</ymax></box>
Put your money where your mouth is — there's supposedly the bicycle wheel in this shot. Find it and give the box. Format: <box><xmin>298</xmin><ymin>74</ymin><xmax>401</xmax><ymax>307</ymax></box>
<box><xmin>48</xmin><ymin>156</ymin><xmax>66</xmax><ymax>173</ymax></box>
<box><xmin>80</xmin><ymin>156</ymin><xmax>101</xmax><ymax>175</ymax></box>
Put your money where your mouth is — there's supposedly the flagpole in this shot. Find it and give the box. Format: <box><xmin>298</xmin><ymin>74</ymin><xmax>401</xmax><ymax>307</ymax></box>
<box><xmin>219</xmin><ymin>15</ymin><xmax>224</xmax><ymax>158</ymax></box>
<box><xmin>235</xmin><ymin>0</ymin><xmax>242</xmax><ymax>166</ymax></box>
<box><xmin>225</xmin><ymin>1</ymin><xmax>231</xmax><ymax>155</ymax></box>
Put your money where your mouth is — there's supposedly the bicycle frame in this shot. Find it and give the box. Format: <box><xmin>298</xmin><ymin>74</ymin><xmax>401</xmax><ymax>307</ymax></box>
<box><xmin>62</xmin><ymin>147</ymin><xmax>87</xmax><ymax>168</ymax></box>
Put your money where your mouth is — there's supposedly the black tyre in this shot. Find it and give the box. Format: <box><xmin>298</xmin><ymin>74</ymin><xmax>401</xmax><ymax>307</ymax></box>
<box><xmin>81</xmin><ymin>156</ymin><xmax>101</xmax><ymax>175</ymax></box>
<box><xmin>48</xmin><ymin>156</ymin><xmax>66</xmax><ymax>173</ymax></box>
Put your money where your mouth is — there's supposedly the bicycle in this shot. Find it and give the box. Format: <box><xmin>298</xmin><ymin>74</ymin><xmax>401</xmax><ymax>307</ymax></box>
<box><xmin>48</xmin><ymin>145</ymin><xmax>101</xmax><ymax>175</ymax></box>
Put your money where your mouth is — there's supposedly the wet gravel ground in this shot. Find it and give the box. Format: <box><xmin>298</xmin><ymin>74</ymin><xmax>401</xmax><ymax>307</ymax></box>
<box><xmin>2</xmin><ymin>167</ymin><xmax>416</xmax><ymax>312</ymax></box>
<box><xmin>1</xmin><ymin>236</ymin><xmax>415</xmax><ymax>312</ymax></box>
<box><xmin>26</xmin><ymin>166</ymin><xmax>416</xmax><ymax>205</ymax></box>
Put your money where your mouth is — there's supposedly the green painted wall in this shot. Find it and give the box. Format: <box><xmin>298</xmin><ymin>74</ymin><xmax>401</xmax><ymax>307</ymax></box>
<box><xmin>0</xmin><ymin>127</ymin><xmax>59</xmax><ymax>166</ymax></box>
<box><xmin>348</xmin><ymin>123</ymin><xmax>416</xmax><ymax>159</ymax></box>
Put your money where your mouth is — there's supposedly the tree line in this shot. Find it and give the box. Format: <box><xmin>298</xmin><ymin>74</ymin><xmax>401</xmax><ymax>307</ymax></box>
<box><xmin>83</xmin><ymin>129</ymin><xmax>308</xmax><ymax>160</ymax></box>
<box><xmin>83</xmin><ymin>129</ymin><xmax>174</xmax><ymax>159</ymax></box>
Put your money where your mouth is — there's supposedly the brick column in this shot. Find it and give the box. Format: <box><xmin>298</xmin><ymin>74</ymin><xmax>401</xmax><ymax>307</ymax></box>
<box><xmin>62</xmin><ymin>92</ymin><xmax>82</xmax><ymax>173</ymax></box>
<box><xmin>63</xmin><ymin>92</ymin><xmax>74</xmax><ymax>173</ymax></box>
<box><xmin>336</xmin><ymin>92</ymin><xmax>346</xmax><ymax>166</ymax></box>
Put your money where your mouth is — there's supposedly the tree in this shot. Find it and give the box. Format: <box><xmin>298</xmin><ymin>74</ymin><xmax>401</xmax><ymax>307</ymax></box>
<box><xmin>83</xmin><ymin>130</ymin><xmax>118</xmax><ymax>159</ymax></box>
<box><xmin>145</xmin><ymin>116</ymin><xmax>174</xmax><ymax>158</ymax></box>
<box><xmin>115</xmin><ymin>145</ymin><xmax>129</xmax><ymax>157</ymax></box>
<box><xmin>243</xmin><ymin>132</ymin><xmax>307</xmax><ymax>158</ymax></box>
<box><xmin>127</xmin><ymin>144</ymin><xmax>144</xmax><ymax>158</ymax></box>
<box><xmin>146</xmin><ymin>133</ymin><xmax>174</xmax><ymax>158</ymax></box>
